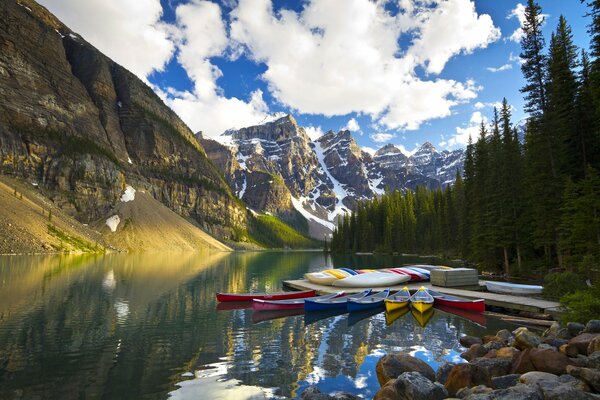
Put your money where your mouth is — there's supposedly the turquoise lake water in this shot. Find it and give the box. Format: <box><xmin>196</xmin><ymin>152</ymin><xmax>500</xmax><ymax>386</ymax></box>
<box><xmin>0</xmin><ymin>252</ymin><xmax>512</xmax><ymax>399</ymax></box>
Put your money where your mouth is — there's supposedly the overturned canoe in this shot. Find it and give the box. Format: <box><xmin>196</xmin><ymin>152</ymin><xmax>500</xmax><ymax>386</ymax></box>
<box><xmin>485</xmin><ymin>281</ymin><xmax>543</xmax><ymax>295</ymax></box>
<box><xmin>332</xmin><ymin>272</ymin><xmax>410</xmax><ymax>288</ymax></box>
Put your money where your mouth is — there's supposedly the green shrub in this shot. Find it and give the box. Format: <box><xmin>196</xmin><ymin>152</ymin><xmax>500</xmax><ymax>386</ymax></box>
<box><xmin>560</xmin><ymin>286</ymin><xmax>600</xmax><ymax>324</ymax></box>
<box><xmin>543</xmin><ymin>271</ymin><xmax>587</xmax><ymax>300</ymax></box>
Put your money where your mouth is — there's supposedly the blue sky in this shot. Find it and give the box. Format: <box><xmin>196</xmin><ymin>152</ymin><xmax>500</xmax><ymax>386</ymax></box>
<box><xmin>40</xmin><ymin>0</ymin><xmax>592</xmax><ymax>154</ymax></box>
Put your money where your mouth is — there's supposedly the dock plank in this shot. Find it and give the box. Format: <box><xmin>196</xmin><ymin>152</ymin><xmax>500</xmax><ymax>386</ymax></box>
<box><xmin>282</xmin><ymin>279</ymin><xmax>561</xmax><ymax>315</ymax></box>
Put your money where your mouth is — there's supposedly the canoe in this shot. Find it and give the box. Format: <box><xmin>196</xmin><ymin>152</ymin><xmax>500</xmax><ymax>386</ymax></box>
<box><xmin>385</xmin><ymin>306</ymin><xmax>410</xmax><ymax>326</ymax></box>
<box><xmin>216</xmin><ymin>302</ymin><xmax>253</xmax><ymax>311</ymax></box>
<box><xmin>216</xmin><ymin>289</ymin><xmax>317</xmax><ymax>302</ymax></box>
<box><xmin>485</xmin><ymin>281</ymin><xmax>543</xmax><ymax>295</ymax></box>
<box><xmin>404</xmin><ymin>267</ymin><xmax>430</xmax><ymax>280</ymax></box>
<box><xmin>405</xmin><ymin>264</ymin><xmax>452</xmax><ymax>271</ymax></box>
<box><xmin>386</xmin><ymin>268</ymin><xmax>427</xmax><ymax>282</ymax></box>
<box><xmin>305</xmin><ymin>271</ymin><xmax>338</xmax><ymax>285</ymax></box>
<box><xmin>332</xmin><ymin>272</ymin><xmax>410</xmax><ymax>288</ymax></box>
<box><xmin>304</xmin><ymin>290</ymin><xmax>372</xmax><ymax>311</ymax></box>
<box><xmin>384</xmin><ymin>287</ymin><xmax>411</xmax><ymax>313</ymax></box>
<box><xmin>347</xmin><ymin>289</ymin><xmax>390</xmax><ymax>312</ymax></box>
<box><xmin>305</xmin><ymin>268</ymin><xmax>354</xmax><ymax>285</ymax></box>
<box><xmin>426</xmin><ymin>289</ymin><xmax>485</xmax><ymax>313</ymax></box>
<box><xmin>411</xmin><ymin>307</ymin><xmax>434</xmax><ymax>327</ymax></box>
<box><xmin>410</xmin><ymin>287</ymin><xmax>434</xmax><ymax>313</ymax></box>
<box><xmin>253</xmin><ymin>292</ymin><xmax>342</xmax><ymax>311</ymax></box>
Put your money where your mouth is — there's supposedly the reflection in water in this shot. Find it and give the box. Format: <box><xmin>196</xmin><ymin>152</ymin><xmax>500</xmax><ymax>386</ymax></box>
<box><xmin>0</xmin><ymin>252</ymin><xmax>509</xmax><ymax>399</ymax></box>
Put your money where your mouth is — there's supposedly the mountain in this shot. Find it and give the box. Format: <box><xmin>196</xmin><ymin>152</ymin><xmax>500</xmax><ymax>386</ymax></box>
<box><xmin>0</xmin><ymin>0</ymin><xmax>319</xmax><ymax>251</ymax></box>
<box><xmin>205</xmin><ymin>115</ymin><xmax>465</xmax><ymax>236</ymax></box>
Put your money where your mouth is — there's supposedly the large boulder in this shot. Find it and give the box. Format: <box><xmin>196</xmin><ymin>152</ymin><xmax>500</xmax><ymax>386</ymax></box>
<box><xmin>529</xmin><ymin>348</ymin><xmax>573</xmax><ymax>375</ymax></box>
<box><xmin>567</xmin><ymin>322</ymin><xmax>585</xmax><ymax>337</ymax></box>
<box><xmin>301</xmin><ymin>386</ymin><xmax>361</xmax><ymax>400</ymax></box>
<box><xmin>496</xmin><ymin>347</ymin><xmax>520</xmax><ymax>359</ymax></box>
<box><xmin>587</xmin><ymin>336</ymin><xmax>600</xmax><ymax>355</ymax></box>
<box><xmin>462</xmin><ymin>383</ymin><xmax>543</xmax><ymax>400</ymax></box>
<box><xmin>491</xmin><ymin>374</ymin><xmax>521</xmax><ymax>389</ymax></box>
<box><xmin>566</xmin><ymin>365</ymin><xmax>600</xmax><ymax>392</ymax></box>
<box><xmin>435</xmin><ymin>361</ymin><xmax>456</xmax><ymax>385</ymax></box>
<box><xmin>461</xmin><ymin>336</ymin><xmax>484</xmax><ymax>348</ymax></box>
<box><xmin>583</xmin><ymin>320</ymin><xmax>600</xmax><ymax>334</ymax></box>
<box><xmin>513</xmin><ymin>328</ymin><xmax>541</xmax><ymax>350</ymax></box>
<box><xmin>568</xmin><ymin>333</ymin><xmax>600</xmax><ymax>355</ymax></box>
<box><xmin>374</xmin><ymin>372</ymin><xmax>447</xmax><ymax>400</ymax></box>
<box><xmin>375</xmin><ymin>353</ymin><xmax>435</xmax><ymax>386</ymax></box>
<box><xmin>457</xmin><ymin>385</ymin><xmax>493</xmax><ymax>398</ymax></box>
<box><xmin>445</xmin><ymin>364</ymin><xmax>474</xmax><ymax>397</ymax></box>
<box><xmin>461</xmin><ymin>344</ymin><xmax>488</xmax><ymax>361</ymax></box>
<box><xmin>518</xmin><ymin>371</ymin><xmax>559</xmax><ymax>385</ymax></box>
<box><xmin>470</xmin><ymin>357</ymin><xmax>513</xmax><ymax>386</ymax></box>
<box><xmin>512</xmin><ymin>349</ymin><xmax>536</xmax><ymax>374</ymax></box>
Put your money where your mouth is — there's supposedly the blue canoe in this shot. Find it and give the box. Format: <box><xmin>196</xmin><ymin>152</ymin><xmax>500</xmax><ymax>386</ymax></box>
<box><xmin>347</xmin><ymin>289</ymin><xmax>390</xmax><ymax>312</ymax></box>
<box><xmin>304</xmin><ymin>289</ymin><xmax>372</xmax><ymax>311</ymax></box>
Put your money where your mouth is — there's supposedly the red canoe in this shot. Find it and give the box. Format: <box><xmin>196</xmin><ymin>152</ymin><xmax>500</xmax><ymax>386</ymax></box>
<box><xmin>216</xmin><ymin>290</ymin><xmax>317</xmax><ymax>302</ymax></box>
<box><xmin>427</xmin><ymin>289</ymin><xmax>485</xmax><ymax>313</ymax></box>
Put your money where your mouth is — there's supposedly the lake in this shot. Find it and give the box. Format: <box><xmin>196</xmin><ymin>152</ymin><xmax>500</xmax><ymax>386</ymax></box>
<box><xmin>0</xmin><ymin>252</ymin><xmax>513</xmax><ymax>399</ymax></box>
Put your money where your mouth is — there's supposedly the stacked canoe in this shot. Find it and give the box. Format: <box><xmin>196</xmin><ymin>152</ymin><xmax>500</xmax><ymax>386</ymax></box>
<box><xmin>304</xmin><ymin>265</ymin><xmax>443</xmax><ymax>287</ymax></box>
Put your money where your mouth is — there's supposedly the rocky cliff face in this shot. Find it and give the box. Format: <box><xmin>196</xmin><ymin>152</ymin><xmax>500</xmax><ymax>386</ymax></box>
<box><xmin>0</xmin><ymin>0</ymin><xmax>247</xmax><ymax>239</ymax></box>
<box><xmin>209</xmin><ymin>116</ymin><xmax>465</xmax><ymax>236</ymax></box>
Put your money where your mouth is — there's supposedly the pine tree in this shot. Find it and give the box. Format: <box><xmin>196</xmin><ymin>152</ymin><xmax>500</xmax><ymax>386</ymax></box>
<box><xmin>520</xmin><ymin>0</ymin><xmax>548</xmax><ymax>117</ymax></box>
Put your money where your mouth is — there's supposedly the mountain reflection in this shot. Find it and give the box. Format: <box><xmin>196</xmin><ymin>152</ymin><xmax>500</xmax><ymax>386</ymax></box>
<box><xmin>0</xmin><ymin>252</ymin><xmax>507</xmax><ymax>399</ymax></box>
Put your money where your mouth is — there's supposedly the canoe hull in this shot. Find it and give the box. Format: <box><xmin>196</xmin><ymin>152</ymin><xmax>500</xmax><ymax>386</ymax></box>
<box><xmin>332</xmin><ymin>272</ymin><xmax>410</xmax><ymax>288</ymax></box>
<box><xmin>347</xmin><ymin>289</ymin><xmax>390</xmax><ymax>312</ymax></box>
<box><xmin>433</xmin><ymin>297</ymin><xmax>485</xmax><ymax>312</ymax></box>
<box><xmin>384</xmin><ymin>299</ymin><xmax>409</xmax><ymax>313</ymax></box>
<box><xmin>485</xmin><ymin>281</ymin><xmax>543</xmax><ymax>295</ymax></box>
<box><xmin>217</xmin><ymin>290</ymin><xmax>317</xmax><ymax>302</ymax></box>
<box><xmin>304</xmin><ymin>290</ymin><xmax>371</xmax><ymax>311</ymax></box>
<box><xmin>411</xmin><ymin>301</ymin><xmax>433</xmax><ymax>313</ymax></box>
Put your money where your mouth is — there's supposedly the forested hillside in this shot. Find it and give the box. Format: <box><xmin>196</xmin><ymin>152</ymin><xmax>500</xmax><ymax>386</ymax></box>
<box><xmin>332</xmin><ymin>0</ymin><xmax>600</xmax><ymax>282</ymax></box>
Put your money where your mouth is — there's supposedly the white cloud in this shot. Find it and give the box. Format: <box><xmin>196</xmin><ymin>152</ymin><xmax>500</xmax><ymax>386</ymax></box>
<box><xmin>230</xmin><ymin>0</ymin><xmax>499</xmax><ymax>131</ymax></box>
<box><xmin>362</xmin><ymin>146</ymin><xmax>377</xmax><ymax>156</ymax></box>
<box><xmin>161</xmin><ymin>1</ymin><xmax>271</xmax><ymax>136</ymax></box>
<box><xmin>344</xmin><ymin>118</ymin><xmax>361</xmax><ymax>132</ymax></box>
<box><xmin>507</xmin><ymin>3</ymin><xmax>547</xmax><ymax>43</ymax></box>
<box><xmin>305</xmin><ymin>125</ymin><xmax>324</xmax><ymax>141</ymax></box>
<box><xmin>38</xmin><ymin>0</ymin><xmax>175</xmax><ymax>79</ymax></box>
<box><xmin>445</xmin><ymin>111</ymin><xmax>488</xmax><ymax>148</ymax></box>
<box><xmin>486</xmin><ymin>63</ymin><xmax>512</xmax><ymax>73</ymax></box>
<box><xmin>370</xmin><ymin>133</ymin><xmax>396</xmax><ymax>143</ymax></box>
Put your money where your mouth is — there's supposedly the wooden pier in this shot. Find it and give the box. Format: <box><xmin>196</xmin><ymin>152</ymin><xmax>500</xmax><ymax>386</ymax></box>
<box><xmin>282</xmin><ymin>279</ymin><xmax>563</xmax><ymax>318</ymax></box>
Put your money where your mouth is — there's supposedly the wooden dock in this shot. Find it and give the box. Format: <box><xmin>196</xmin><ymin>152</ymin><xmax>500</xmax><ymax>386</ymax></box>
<box><xmin>282</xmin><ymin>279</ymin><xmax>563</xmax><ymax>317</ymax></box>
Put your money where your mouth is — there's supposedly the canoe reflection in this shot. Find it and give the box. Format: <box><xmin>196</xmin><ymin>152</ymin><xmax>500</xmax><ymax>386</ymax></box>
<box><xmin>411</xmin><ymin>307</ymin><xmax>435</xmax><ymax>327</ymax></box>
<box><xmin>385</xmin><ymin>306</ymin><xmax>410</xmax><ymax>326</ymax></box>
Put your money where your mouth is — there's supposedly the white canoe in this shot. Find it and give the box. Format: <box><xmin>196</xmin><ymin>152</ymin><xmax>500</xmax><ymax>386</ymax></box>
<box><xmin>332</xmin><ymin>272</ymin><xmax>410</xmax><ymax>288</ymax></box>
<box><xmin>485</xmin><ymin>281</ymin><xmax>543</xmax><ymax>295</ymax></box>
<box><xmin>305</xmin><ymin>271</ymin><xmax>338</xmax><ymax>285</ymax></box>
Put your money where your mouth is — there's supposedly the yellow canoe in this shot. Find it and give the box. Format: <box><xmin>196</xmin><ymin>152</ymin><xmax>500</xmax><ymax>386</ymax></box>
<box><xmin>384</xmin><ymin>286</ymin><xmax>411</xmax><ymax>313</ymax></box>
<box><xmin>411</xmin><ymin>301</ymin><xmax>433</xmax><ymax>314</ymax></box>
<box><xmin>409</xmin><ymin>286</ymin><xmax>434</xmax><ymax>314</ymax></box>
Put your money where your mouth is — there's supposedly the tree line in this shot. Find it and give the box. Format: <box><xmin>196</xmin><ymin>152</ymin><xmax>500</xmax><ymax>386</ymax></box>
<box><xmin>331</xmin><ymin>0</ymin><xmax>600</xmax><ymax>276</ymax></box>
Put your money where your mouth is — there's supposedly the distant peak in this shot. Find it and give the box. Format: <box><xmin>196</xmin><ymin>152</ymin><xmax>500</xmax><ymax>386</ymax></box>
<box><xmin>374</xmin><ymin>143</ymin><xmax>401</xmax><ymax>156</ymax></box>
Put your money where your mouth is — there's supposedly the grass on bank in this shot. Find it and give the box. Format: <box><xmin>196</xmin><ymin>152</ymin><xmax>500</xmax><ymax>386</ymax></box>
<box><xmin>246</xmin><ymin>214</ymin><xmax>320</xmax><ymax>249</ymax></box>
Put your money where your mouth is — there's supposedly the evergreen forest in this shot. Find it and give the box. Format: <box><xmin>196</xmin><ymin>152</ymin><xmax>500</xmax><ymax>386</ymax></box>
<box><xmin>331</xmin><ymin>0</ymin><xmax>600</xmax><ymax>307</ymax></box>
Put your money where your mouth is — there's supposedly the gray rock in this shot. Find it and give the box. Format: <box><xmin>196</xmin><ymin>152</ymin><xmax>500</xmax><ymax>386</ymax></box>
<box><xmin>484</xmin><ymin>341</ymin><xmax>504</xmax><ymax>352</ymax></box>
<box><xmin>539</xmin><ymin>383</ymin><xmax>599</xmax><ymax>400</ymax></box>
<box><xmin>584</xmin><ymin>320</ymin><xmax>600</xmax><ymax>334</ymax></box>
<box><xmin>460</xmin><ymin>336</ymin><xmax>484</xmax><ymax>348</ymax></box>
<box><xmin>566</xmin><ymin>365</ymin><xmax>600</xmax><ymax>392</ymax></box>
<box><xmin>518</xmin><ymin>371</ymin><xmax>559</xmax><ymax>385</ymax></box>
<box><xmin>514</xmin><ymin>329</ymin><xmax>542</xmax><ymax>350</ymax></box>
<box><xmin>435</xmin><ymin>361</ymin><xmax>456</xmax><ymax>385</ymax></box>
<box><xmin>491</xmin><ymin>374</ymin><xmax>520</xmax><ymax>389</ymax></box>
<box><xmin>545</xmin><ymin>322</ymin><xmax>562</xmax><ymax>338</ymax></box>
<box><xmin>457</xmin><ymin>385</ymin><xmax>493</xmax><ymax>398</ymax></box>
<box><xmin>496</xmin><ymin>330</ymin><xmax>513</xmax><ymax>343</ymax></box>
<box><xmin>543</xmin><ymin>338</ymin><xmax>568</xmax><ymax>348</ymax></box>
<box><xmin>470</xmin><ymin>357</ymin><xmax>513</xmax><ymax>386</ymax></box>
<box><xmin>462</xmin><ymin>383</ymin><xmax>542</xmax><ymax>400</ymax></box>
<box><xmin>301</xmin><ymin>386</ymin><xmax>332</xmax><ymax>400</ymax></box>
<box><xmin>556</xmin><ymin>328</ymin><xmax>572</xmax><ymax>340</ymax></box>
<box><xmin>393</xmin><ymin>371</ymin><xmax>447</xmax><ymax>400</ymax></box>
<box><xmin>537</xmin><ymin>343</ymin><xmax>556</xmax><ymax>351</ymax></box>
<box><xmin>567</xmin><ymin>322</ymin><xmax>585</xmax><ymax>337</ymax></box>
<box><xmin>588</xmin><ymin>351</ymin><xmax>600</xmax><ymax>369</ymax></box>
